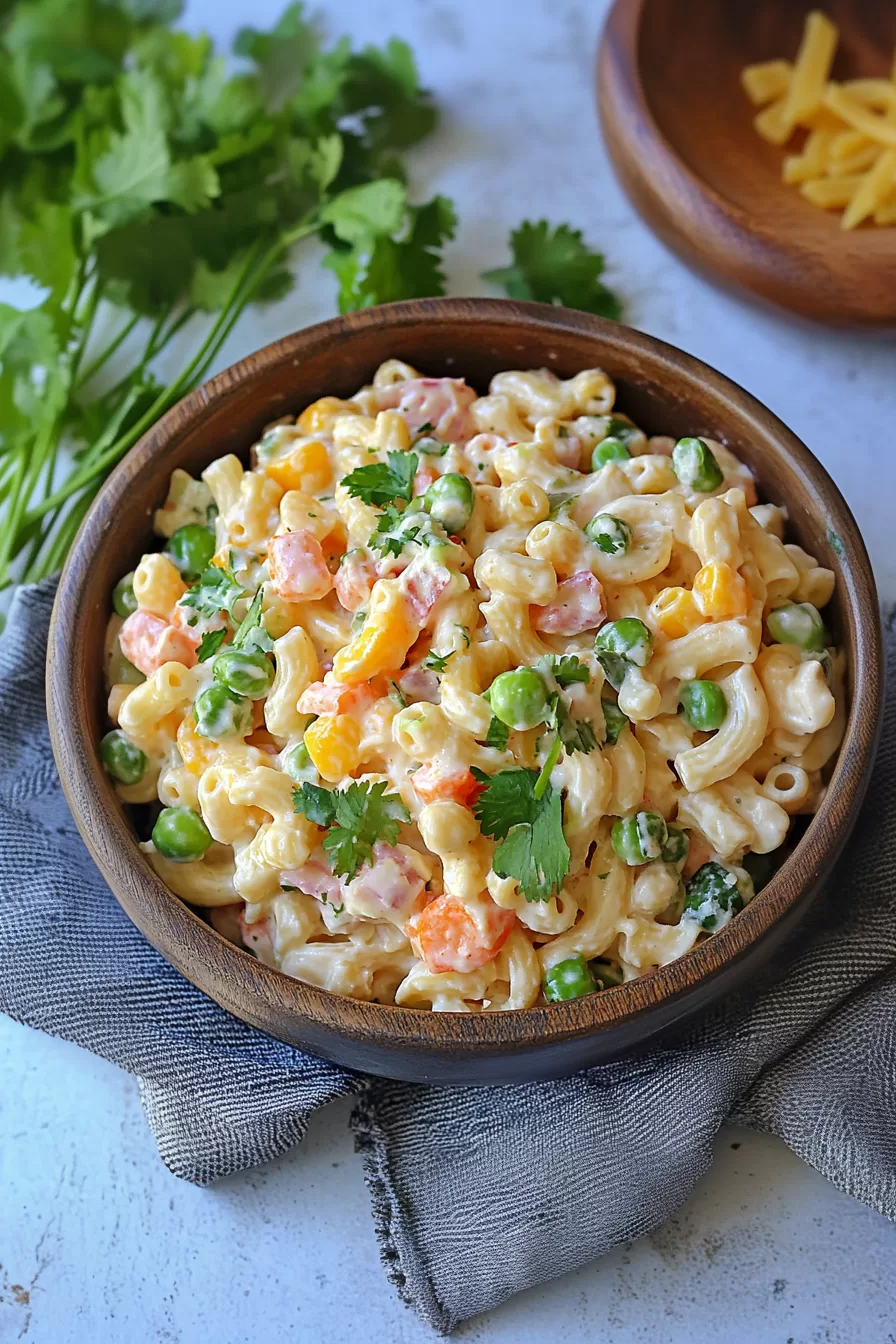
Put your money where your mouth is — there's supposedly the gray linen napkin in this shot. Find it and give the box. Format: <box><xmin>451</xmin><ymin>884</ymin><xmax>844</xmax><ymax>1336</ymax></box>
<box><xmin>1</xmin><ymin>578</ymin><xmax>894</xmax><ymax>1334</ymax></box>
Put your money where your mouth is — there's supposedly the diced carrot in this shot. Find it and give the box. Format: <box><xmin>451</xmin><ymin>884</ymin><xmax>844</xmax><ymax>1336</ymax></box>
<box><xmin>334</xmin><ymin>550</ymin><xmax>376</xmax><ymax>612</ymax></box>
<box><xmin>119</xmin><ymin>610</ymin><xmax>197</xmax><ymax>675</ymax></box>
<box><xmin>407</xmin><ymin>893</ymin><xmax>517</xmax><ymax>974</ymax></box>
<box><xmin>411</xmin><ymin>763</ymin><xmax>483</xmax><ymax>807</ymax></box>
<box><xmin>413</xmin><ymin>464</ymin><xmax>438</xmax><ymax>497</ymax></box>
<box><xmin>297</xmin><ymin>680</ymin><xmax>374</xmax><ymax>717</ymax></box>
<box><xmin>268</xmin><ymin>530</ymin><xmax>333</xmax><ymax>601</ymax></box>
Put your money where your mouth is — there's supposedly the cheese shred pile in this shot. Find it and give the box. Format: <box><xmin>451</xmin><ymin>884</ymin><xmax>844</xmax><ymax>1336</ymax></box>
<box><xmin>742</xmin><ymin>10</ymin><xmax>896</xmax><ymax>229</ymax></box>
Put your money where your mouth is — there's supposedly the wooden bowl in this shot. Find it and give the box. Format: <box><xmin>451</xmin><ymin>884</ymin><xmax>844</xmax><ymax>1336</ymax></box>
<box><xmin>598</xmin><ymin>0</ymin><xmax>896</xmax><ymax>328</ymax></box>
<box><xmin>47</xmin><ymin>298</ymin><xmax>883</xmax><ymax>1083</ymax></box>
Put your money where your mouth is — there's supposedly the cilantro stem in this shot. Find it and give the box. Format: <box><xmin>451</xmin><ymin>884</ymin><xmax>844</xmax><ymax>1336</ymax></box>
<box><xmin>534</xmin><ymin>735</ymin><xmax>562</xmax><ymax>800</ymax></box>
<box><xmin>70</xmin><ymin>279</ymin><xmax>105</xmax><ymax>384</ymax></box>
<box><xmin>19</xmin><ymin>242</ymin><xmax>268</xmax><ymax>532</ymax></box>
<box><xmin>76</xmin><ymin>311</ymin><xmax>141</xmax><ymax>389</ymax></box>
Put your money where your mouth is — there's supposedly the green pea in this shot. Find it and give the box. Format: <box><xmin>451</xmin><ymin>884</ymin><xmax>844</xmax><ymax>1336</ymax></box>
<box><xmin>100</xmin><ymin>729</ymin><xmax>147</xmax><ymax>785</ymax></box>
<box><xmin>351</xmin><ymin>607</ymin><xmax>368</xmax><ymax>637</ymax></box>
<box><xmin>112</xmin><ymin>572</ymin><xmax>137</xmax><ymax>618</ymax></box>
<box><xmin>591</xmin><ymin>437</ymin><xmax>631</xmax><ymax>470</ymax></box>
<box><xmin>108</xmin><ymin>650</ymin><xmax>145</xmax><ymax>686</ymax></box>
<box><xmin>543</xmin><ymin>955</ymin><xmax>596</xmax><ymax>1002</ymax></box>
<box><xmin>152</xmin><ymin>807</ymin><xmax>213</xmax><ymax>863</ymax></box>
<box><xmin>805</xmin><ymin>647</ymin><xmax>833</xmax><ymax>682</ymax></box>
<box><xmin>604</xmin><ymin>416</ymin><xmax>643</xmax><ymax>448</ymax></box>
<box><xmin>679</xmin><ymin>679</ymin><xmax>728</xmax><ymax>731</ymax></box>
<box><xmin>416</xmin><ymin>436</ymin><xmax>447</xmax><ymax>456</ymax></box>
<box><xmin>283</xmin><ymin>741</ymin><xmax>316</xmax><ymax>784</ymax></box>
<box><xmin>683</xmin><ymin>861</ymin><xmax>753</xmax><ymax>930</ymax></box>
<box><xmin>661</xmin><ymin>826</ymin><xmax>689</xmax><ymax>866</ymax></box>
<box><xmin>584</xmin><ymin>512</ymin><xmax>632</xmax><ymax>556</ymax></box>
<box><xmin>612</xmin><ymin>810</ymin><xmax>668</xmax><ymax>865</ymax></box>
<box><xmin>193</xmin><ymin>684</ymin><xmax>253</xmax><ymax>741</ymax></box>
<box><xmin>167</xmin><ymin>523</ymin><xmax>216</xmax><ymax>579</ymax></box>
<box><xmin>424</xmin><ymin>473</ymin><xmax>474</xmax><ymax>534</ymax></box>
<box><xmin>213</xmin><ymin>648</ymin><xmax>274</xmax><ymax>699</ymax></box>
<box><xmin>767</xmin><ymin>602</ymin><xmax>829</xmax><ymax>652</ymax></box>
<box><xmin>672</xmin><ymin>437</ymin><xmax>724</xmax><ymax>493</ymax></box>
<box><xmin>594</xmin><ymin>618</ymin><xmax>654</xmax><ymax>688</ymax></box>
<box><xmin>591</xmin><ymin>958</ymin><xmax>624</xmax><ymax>989</ymax></box>
<box><xmin>488</xmin><ymin>667</ymin><xmax>550</xmax><ymax>731</ymax></box>
<box><xmin>601</xmin><ymin>696</ymin><xmax>628</xmax><ymax>745</ymax></box>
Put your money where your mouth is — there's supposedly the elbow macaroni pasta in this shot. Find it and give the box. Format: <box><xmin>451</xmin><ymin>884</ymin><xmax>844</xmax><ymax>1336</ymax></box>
<box><xmin>101</xmin><ymin>361</ymin><xmax>845</xmax><ymax>1010</ymax></box>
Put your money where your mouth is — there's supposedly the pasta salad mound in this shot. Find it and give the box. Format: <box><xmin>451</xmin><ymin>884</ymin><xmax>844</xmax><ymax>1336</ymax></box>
<box><xmin>101</xmin><ymin>360</ymin><xmax>844</xmax><ymax>1011</ymax></box>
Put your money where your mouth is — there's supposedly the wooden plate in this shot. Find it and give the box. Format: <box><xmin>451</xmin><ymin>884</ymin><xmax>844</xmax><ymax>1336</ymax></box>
<box><xmin>47</xmin><ymin>299</ymin><xmax>883</xmax><ymax>1083</ymax></box>
<box><xmin>598</xmin><ymin>0</ymin><xmax>896</xmax><ymax>327</ymax></box>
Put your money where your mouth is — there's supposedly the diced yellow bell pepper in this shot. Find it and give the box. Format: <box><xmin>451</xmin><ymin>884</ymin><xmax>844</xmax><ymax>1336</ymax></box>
<box><xmin>176</xmin><ymin>713</ymin><xmax>218</xmax><ymax>776</ymax></box>
<box><xmin>264</xmin><ymin>439</ymin><xmax>332</xmax><ymax>493</ymax></box>
<box><xmin>651</xmin><ymin>586</ymin><xmax>705</xmax><ymax>639</ymax></box>
<box><xmin>297</xmin><ymin>397</ymin><xmax>357</xmax><ymax>436</ymax></box>
<box><xmin>692</xmin><ymin>562</ymin><xmax>751</xmax><ymax>618</ymax></box>
<box><xmin>331</xmin><ymin>580</ymin><xmax>417</xmax><ymax>685</ymax></box>
<box><xmin>304</xmin><ymin>714</ymin><xmax>361</xmax><ymax>782</ymax></box>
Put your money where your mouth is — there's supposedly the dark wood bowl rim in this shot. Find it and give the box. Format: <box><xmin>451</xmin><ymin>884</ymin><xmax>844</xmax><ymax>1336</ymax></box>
<box><xmin>47</xmin><ymin>297</ymin><xmax>883</xmax><ymax>1055</ymax></box>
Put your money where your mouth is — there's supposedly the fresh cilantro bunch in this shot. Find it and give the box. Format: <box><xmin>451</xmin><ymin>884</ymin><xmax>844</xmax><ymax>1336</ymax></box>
<box><xmin>483</xmin><ymin>221</ymin><xmax>622</xmax><ymax>319</ymax></box>
<box><xmin>293</xmin><ymin>779</ymin><xmax>409</xmax><ymax>879</ymax></box>
<box><xmin>472</xmin><ymin>766</ymin><xmax>570</xmax><ymax>903</ymax></box>
<box><xmin>0</xmin><ymin>1</ymin><xmax>451</xmax><ymax>600</ymax></box>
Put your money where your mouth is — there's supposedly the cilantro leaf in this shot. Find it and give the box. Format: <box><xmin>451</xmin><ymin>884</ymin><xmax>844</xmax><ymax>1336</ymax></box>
<box><xmin>330</xmin><ymin>781</ymin><xmax>409</xmax><ymax>878</ymax></box>
<box><xmin>342</xmin><ymin>451</ymin><xmax>417</xmax><ymax>506</ymax></box>
<box><xmin>293</xmin><ymin>779</ymin><xmax>409</xmax><ymax>879</ymax></box>
<box><xmin>547</xmin><ymin>491</ymin><xmax>576</xmax><ymax>519</ymax></box>
<box><xmin>472</xmin><ymin>767</ymin><xmax>570</xmax><ymax>902</ymax></box>
<box><xmin>323</xmin><ymin>189</ymin><xmax>456</xmax><ymax>313</ymax></box>
<box><xmin>550</xmin><ymin>656</ymin><xmax>590</xmax><ymax>688</ymax></box>
<box><xmin>180</xmin><ymin>563</ymin><xmax>244</xmax><ymax>618</ymax></box>
<box><xmin>341</xmin><ymin>38</ymin><xmax>437</xmax><ymax>153</ymax></box>
<box><xmin>369</xmin><ymin>501</ymin><xmax>421</xmax><ymax>556</ymax></box>
<box><xmin>231</xmin><ymin>586</ymin><xmax>273</xmax><ymax>652</ymax></box>
<box><xmin>321</xmin><ymin>178</ymin><xmax>406</xmax><ymax>246</ymax></box>
<box><xmin>554</xmin><ymin>700</ymin><xmax>597</xmax><ymax>756</ymax></box>
<box><xmin>423</xmin><ymin>649</ymin><xmax>453</xmax><ymax>674</ymax></box>
<box><xmin>196</xmin><ymin>627</ymin><xmax>228</xmax><ymax>662</ymax></box>
<box><xmin>483</xmin><ymin>220</ymin><xmax>622</xmax><ymax>320</ymax></box>
<box><xmin>484</xmin><ymin>715</ymin><xmax>510</xmax><ymax>750</ymax></box>
<box><xmin>292</xmin><ymin>782</ymin><xmax>337</xmax><ymax>828</ymax></box>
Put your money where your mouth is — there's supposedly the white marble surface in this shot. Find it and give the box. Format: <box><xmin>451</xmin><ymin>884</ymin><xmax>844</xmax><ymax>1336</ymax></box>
<box><xmin>3</xmin><ymin>0</ymin><xmax>896</xmax><ymax>1340</ymax></box>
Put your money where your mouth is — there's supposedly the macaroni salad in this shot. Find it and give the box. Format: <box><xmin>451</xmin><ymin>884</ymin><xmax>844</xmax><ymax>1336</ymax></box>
<box><xmin>100</xmin><ymin>361</ymin><xmax>845</xmax><ymax>1010</ymax></box>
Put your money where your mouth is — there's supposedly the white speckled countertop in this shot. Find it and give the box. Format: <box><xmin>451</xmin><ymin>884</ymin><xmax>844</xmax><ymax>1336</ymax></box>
<box><xmin>2</xmin><ymin>1</ymin><xmax>896</xmax><ymax>1340</ymax></box>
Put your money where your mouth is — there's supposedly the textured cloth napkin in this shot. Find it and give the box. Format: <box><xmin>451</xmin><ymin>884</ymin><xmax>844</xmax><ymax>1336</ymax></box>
<box><xmin>2</xmin><ymin>578</ymin><xmax>894</xmax><ymax>1334</ymax></box>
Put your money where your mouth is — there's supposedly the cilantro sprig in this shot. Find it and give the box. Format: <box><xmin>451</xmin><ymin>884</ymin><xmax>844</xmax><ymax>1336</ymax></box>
<box><xmin>341</xmin><ymin>451</ymin><xmax>418</xmax><ymax>507</ymax></box>
<box><xmin>0</xmin><ymin>3</ymin><xmax>452</xmax><ymax>604</ymax></box>
<box><xmin>196</xmin><ymin>628</ymin><xmax>228</xmax><ymax>663</ymax></box>
<box><xmin>423</xmin><ymin>649</ymin><xmax>453</xmax><ymax>674</ymax></box>
<box><xmin>293</xmin><ymin>780</ymin><xmax>409</xmax><ymax>879</ymax></box>
<box><xmin>231</xmin><ymin>586</ymin><xmax>273</xmax><ymax>653</ymax></box>
<box><xmin>482</xmin><ymin>220</ymin><xmax>622</xmax><ymax>319</ymax></box>
<box><xmin>549</xmin><ymin>656</ymin><xmax>591</xmax><ymax>688</ymax></box>
<box><xmin>472</xmin><ymin>766</ymin><xmax>570</xmax><ymax>903</ymax></box>
<box><xmin>180</xmin><ymin>563</ymin><xmax>244</xmax><ymax>619</ymax></box>
<box><xmin>369</xmin><ymin>501</ymin><xmax>422</xmax><ymax>557</ymax></box>
<box><xmin>484</xmin><ymin>715</ymin><xmax>511</xmax><ymax>750</ymax></box>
